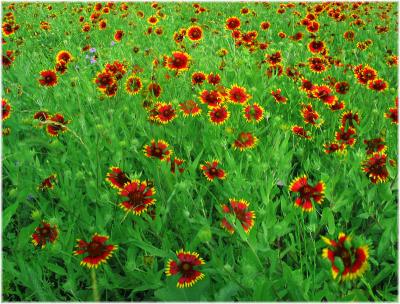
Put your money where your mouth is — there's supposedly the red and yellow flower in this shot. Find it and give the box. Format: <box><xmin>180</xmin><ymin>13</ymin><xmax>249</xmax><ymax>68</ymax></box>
<box><xmin>165</xmin><ymin>249</ymin><xmax>205</xmax><ymax>288</ymax></box>
<box><xmin>46</xmin><ymin>113</ymin><xmax>69</xmax><ymax>137</ymax></box>
<box><xmin>106</xmin><ymin>167</ymin><xmax>131</xmax><ymax>190</ymax></box>
<box><xmin>289</xmin><ymin>175</ymin><xmax>325</xmax><ymax>212</ymax></box>
<box><xmin>200</xmin><ymin>160</ymin><xmax>226</xmax><ymax>181</ymax></box>
<box><xmin>38</xmin><ymin>70</ymin><xmax>58</xmax><ymax>87</ymax></box>
<box><xmin>125</xmin><ymin>75</ymin><xmax>142</xmax><ymax>95</ymax></box>
<box><xmin>322</xmin><ymin>233</ymin><xmax>369</xmax><ymax>281</ymax></box>
<box><xmin>74</xmin><ymin>234</ymin><xmax>117</xmax><ymax>269</ymax></box>
<box><xmin>56</xmin><ymin>50</ymin><xmax>73</xmax><ymax>64</ymax></box>
<box><xmin>165</xmin><ymin>51</ymin><xmax>191</xmax><ymax>72</ymax></box>
<box><xmin>292</xmin><ymin>125</ymin><xmax>311</xmax><ymax>140</ymax></box>
<box><xmin>335</xmin><ymin>126</ymin><xmax>356</xmax><ymax>147</ymax></box>
<box><xmin>199</xmin><ymin>89</ymin><xmax>224</xmax><ymax>108</ymax></box>
<box><xmin>143</xmin><ymin>139</ymin><xmax>172</xmax><ymax>161</ymax></box>
<box><xmin>179</xmin><ymin>100</ymin><xmax>202</xmax><ymax>117</ymax></box>
<box><xmin>38</xmin><ymin>174</ymin><xmax>57</xmax><ymax>191</ymax></box>
<box><xmin>118</xmin><ymin>180</ymin><xmax>156</xmax><ymax>215</ymax></box>
<box><xmin>362</xmin><ymin>152</ymin><xmax>389</xmax><ymax>184</ymax></box>
<box><xmin>2</xmin><ymin>98</ymin><xmax>11</xmax><ymax>121</ymax></box>
<box><xmin>228</xmin><ymin>85</ymin><xmax>251</xmax><ymax>105</ymax></box>
<box><xmin>221</xmin><ymin>199</ymin><xmax>255</xmax><ymax>234</ymax></box>
<box><xmin>225</xmin><ymin>17</ymin><xmax>240</xmax><ymax>30</ymax></box>
<box><xmin>32</xmin><ymin>221</ymin><xmax>59</xmax><ymax>248</ymax></box>
<box><xmin>233</xmin><ymin>132</ymin><xmax>258</xmax><ymax>151</ymax></box>
<box><xmin>155</xmin><ymin>102</ymin><xmax>177</xmax><ymax>124</ymax></box>
<box><xmin>243</xmin><ymin>103</ymin><xmax>264</xmax><ymax>123</ymax></box>
<box><xmin>187</xmin><ymin>26</ymin><xmax>203</xmax><ymax>41</ymax></box>
<box><xmin>209</xmin><ymin>105</ymin><xmax>230</xmax><ymax>125</ymax></box>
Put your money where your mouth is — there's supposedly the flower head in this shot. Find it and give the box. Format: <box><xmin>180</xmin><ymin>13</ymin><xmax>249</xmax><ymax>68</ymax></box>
<box><xmin>106</xmin><ymin>167</ymin><xmax>131</xmax><ymax>190</ymax></box>
<box><xmin>143</xmin><ymin>139</ymin><xmax>172</xmax><ymax>161</ymax></box>
<box><xmin>228</xmin><ymin>85</ymin><xmax>251</xmax><ymax>105</ymax></box>
<box><xmin>209</xmin><ymin>105</ymin><xmax>230</xmax><ymax>125</ymax></box>
<box><xmin>289</xmin><ymin>175</ymin><xmax>325</xmax><ymax>212</ymax></box>
<box><xmin>39</xmin><ymin>70</ymin><xmax>58</xmax><ymax>87</ymax></box>
<box><xmin>179</xmin><ymin>100</ymin><xmax>202</xmax><ymax>117</ymax></box>
<box><xmin>200</xmin><ymin>160</ymin><xmax>226</xmax><ymax>181</ymax></box>
<box><xmin>243</xmin><ymin>103</ymin><xmax>264</xmax><ymax>123</ymax></box>
<box><xmin>2</xmin><ymin>98</ymin><xmax>11</xmax><ymax>121</ymax></box>
<box><xmin>362</xmin><ymin>153</ymin><xmax>389</xmax><ymax>184</ymax></box>
<box><xmin>187</xmin><ymin>26</ymin><xmax>203</xmax><ymax>41</ymax></box>
<box><xmin>46</xmin><ymin>113</ymin><xmax>69</xmax><ymax>136</ymax></box>
<box><xmin>233</xmin><ymin>132</ymin><xmax>258</xmax><ymax>151</ymax></box>
<box><xmin>221</xmin><ymin>199</ymin><xmax>255</xmax><ymax>234</ymax></box>
<box><xmin>125</xmin><ymin>75</ymin><xmax>142</xmax><ymax>95</ymax></box>
<box><xmin>74</xmin><ymin>234</ymin><xmax>117</xmax><ymax>269</ymax></box>
<box><xmin>322</xmin><ymin>233</ymin><xmax>369</xmax><ymax>281</ymax></box>
<box><xmin>165</xmin><ymin>249</ymin><xmax>205</xmax><ymax>288</ymax></box>
<box><xmin>119</xmin><ymin>180</ymin><xmax>156</xmax><ymax>215</ymax></box>
<box><xmin>165</xmin><ymin>51</ymin><xmax>191</xmax><ymax>72</ymax></box>
<box><xmin>32</xmin><ymin>221</ymin><xmax>58</xmax><ymax>248</ymax></box>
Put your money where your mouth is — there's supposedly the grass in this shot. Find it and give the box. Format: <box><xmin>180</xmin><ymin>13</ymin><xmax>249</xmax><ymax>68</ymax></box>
<box><xmin>2</xmin><ymin>1</ymin><xmax>398</xmax><ymax>301</ymax></box>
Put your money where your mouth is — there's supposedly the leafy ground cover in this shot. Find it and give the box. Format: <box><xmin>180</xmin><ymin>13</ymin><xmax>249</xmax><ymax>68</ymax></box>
<box><xmin>2</xmin><ymin>1</ymin><xmax>398</xmax><ymax>301</ymax></box>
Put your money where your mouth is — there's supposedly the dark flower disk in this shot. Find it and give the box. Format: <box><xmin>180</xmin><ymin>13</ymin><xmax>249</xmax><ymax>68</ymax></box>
<box><xmin>2</xmin><ymin>2</ymin><xmax>397</xmax><ymax>302</ymax></box>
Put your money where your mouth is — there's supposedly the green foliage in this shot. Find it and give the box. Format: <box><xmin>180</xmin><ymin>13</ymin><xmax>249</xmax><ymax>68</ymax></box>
<box><xmin>2</xmin><ymin>1</ymin><xmax>398</xmax><ymax>302</ymax></box>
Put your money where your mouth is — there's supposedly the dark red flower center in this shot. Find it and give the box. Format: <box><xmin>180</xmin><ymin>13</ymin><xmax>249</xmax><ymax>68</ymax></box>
<box><xmin>128</xmin><ymin>190</ymin><xmax>145</xmax><ymax>206</ymax></box>
<box><xmin>87</xmin><ymin>241</ymin><xmax>104</xmax><ymax>257</ymax></box>
<box><xmin>209</xmin><ymin>167</ymin><xmax>217</xmax><ymax>175</ymax></box>
<box><xmin>181</xmin><ymin>262</ymin><xmax>192</xmax><ymax>272</ymax></box>
<box><xmin>151</xmin><ymin>147</ymin><xmax>163</xmax><ymax>158</ymax></box>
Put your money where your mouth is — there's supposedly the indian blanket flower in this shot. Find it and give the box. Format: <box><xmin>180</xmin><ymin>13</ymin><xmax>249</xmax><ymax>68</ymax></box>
<box><xmin>199</xmin><ymin>89</ymin><xmax>224</xmax><ymax>108</ymax></box>
<box><xmin>143</xmin><ymin>139</ymin><xmax>172</xmax><ymax>161</ymax></box>
<box><xmin>362</xmin><ymin>152</ymin><xmax>389</xmax><ymax>184</ymax></box>
<box><xmin>2</xmin><ymin>98</ymin><xmax>11</xmax><ymax>121</ymax></box>
<box><xmin>335</xmin><ymin>81</ymin><xmax>350</xmax><ymax>95</ymax></box>
<box><xmin>308</xmin><ymin>40</ymin><xmax>325</xmax><ymax>54</ymax></box>
<box><xmin>200</xmin><ymin>160</ymin><xmax>226</xmax><ymax>181</ymax></box>
<box><xmin>289</xmin><ymin>175</ymin><xmax>325</xmax><ymax>212</ymax></box>
<box><xmin>225</xmin><ymin>17</ymin><xmax>240</xmax><ymax>30</ymax></box>
<box><xmin>221</xmin><ymin>198</ymin><xmax>255</xmax><ymax>234</ymax></box>
<box><xmin>300</xmin><ymin>104</ymin><xmax>323</xmax><ymax>127</ymax></box>
<box><xmin>266</xmin><ymin>51</ymin><xmax>282</xmax><ymax>65</ymax></box>
<box><xmin>233</xmin><ymin>132</ymin><xmax>258</xmax><ymax>151</ymax></box>
<box><xmin>74</xmin><ymin>234</ymin><xmax>117</xmax><ymax>269</ymax></box>
<box><xmin>207</xmin><ymin>73</ymin><xmax>221</xmax><ymax>85</ymax></box>
<box><xmin>94</xmin><ymin>71</ymin><xmax>115</xmax><ymax>90</ymax></box>
<box><xmin>165</xmin><ymin>51</ymin><xmax>191</xmax><ymax>72</ymax></box>
<box><xmin>56</xmin><ymin>50</ymin><xmax>73</xmax><ymax>64</ymax></box>
<box><xmin>322</xmin><ymin>233</ymin><xmax>369</xmax><ymax>281</ymax></box>
<box><xmin>335</xmin><ymin>126</ymin><xmax>356</xmax><ymax>146</ymax></box>
<box><xmin>228</xmin><ymin>85</ymin><xmax>250</xmax><ymax>105</ymax></box>
<box><xmin>292</xmin><ymin>125</ymin><xmax>311</xmax><ymax>140</ymax></box>
<box><xmin>168</xmin><ymin>157</ymin><xmax>185</xmax><ymax>174</ymax></box>
<box><xmin>38</xmin><ymin>70</ymin><xmax>58</xmax><ymax>87</ymax></box>
<box><xmin>118</xmin><ymin>180</ymin><xmax>156</xmax><ymax>215</ymax></box>
<box><xmin>46</xmin><ymin>113</ymin><xmax>69</xmax><ymax>136</ymax></box>
<box><xmin>271</xmin><ymin>89</ymin><xmax>287</xmax><ymax>104</ymax></box>
<box><xmin>179</xmin><ymin>100</ymin><xmax>202</xmax><ymax>117</ymax></box>
<box><xmin>38</xmin><ymin>174</ymin><xmax>57</xmax><ymax>191</ymax></box>
<box><xmin>155</xmin><ymin>102</ymin><xmax>177</xmax><ymax>124</ymax></box>
<box><xmin>243</xmin><ymin>103</ymin><xmax>264</xmax><ymax>123</ymax></box>
<box><xmin>384</xmin><ymin>97</ymin><xmax>398</xmax><ymax>124</ymax></box>
<box><xmin>32</xmin><ymin>221</ymin><xmax>59</xmax><ymax>248</ymax></box>
<box><xmin>165</xmin><ymin>249</ymin><xmax>205</xmax><ymax>288</ymax></box>
<box><xmin>106</xmin><ymin>167</ymin><xmax>131</xmax><ymax>189</ymax></box>
<box><xmin>209</xmin><ymin>105</ymin><xmax>230</xmax><ymax>125</ymax></box>
<box><xmin>191</xmin><ymin>72</ymin><xmax>206</xmax><ymax>85</ymax></box>
<box><xmin>187</xmin><ymin>26</ymin><xmax>203</xmax><ymax>41</ymax></box>
<box><xmin>364</xmin><ymin>138</ymin><xmax>387</xmax><ymax>155</ymax></box>
<box><xmin>125</xmin><ymin>75</ymin><xmax>142</xmax><ymax>95</ymax></box>
<box><xmin>323</xmin><ymin>142</ymin><xmax>346</xmax><ymax>154</ymax></box>
<box><xmin>368</xmin><ymin>78</ymin><xmax>388</xmax><ymax>92</ymax></box>
<box><xmin>341</xmin><ymin>111</ymin><xmax>360</xmax><ymax>128</ymax></box>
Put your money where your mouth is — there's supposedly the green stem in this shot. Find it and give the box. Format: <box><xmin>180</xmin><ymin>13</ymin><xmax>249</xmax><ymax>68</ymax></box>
<box><xmin>245</xmin><ymin>239</ymin><xmax>263</xmax><ymax>270</ymax></box>
<box><xmin>91</xmin><ymin>268</ymin><xmax>100</xmax><ymax>302</ymax></box>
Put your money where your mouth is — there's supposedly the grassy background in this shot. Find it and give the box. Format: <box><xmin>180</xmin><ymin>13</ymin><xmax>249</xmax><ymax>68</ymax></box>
<box><xmin>2</xmin><ymin>2</ymin><xmax>398</xmax><ymax>301</ymax></box>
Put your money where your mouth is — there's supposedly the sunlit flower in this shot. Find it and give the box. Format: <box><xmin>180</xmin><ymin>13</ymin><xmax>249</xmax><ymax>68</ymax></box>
<box><xmin>233</xmin><ymin>132</ymin><xmax>258</xmax><ymax>151</ymax></box>
<box><xmin>179</xmin><ymin>100</ymin><xmax>202</xmax><ymax>117</ymax></box>
<box><xmin>243</xmin><ymin>103</ymin><xmax>264</xmax><ymax>123</ymax></box>
<box><xmin>125</xmin><ymin>75</ymin><xmax>142</xmax><ymax>95</ymax></box>
<box><xmin>289</xmin><ymin>175</ymin><xmax>325</xmax><ymax>212</ymax></box>
<box><xmin>165</xmin><ymin>249</ymin><xmax>205</xmax><ymax>288</ymax></box>
<box><xmin>322</xmin><ymin>233</ymin><xmax>369</xmax><ymax>281</ymax></box>
<box><xmin>118</xmin><ymin>180</ymin><xmax>156</xmax><ymax>215</ymax></box>
<box><xmin>38</xmin><ymin>70</ymin><xmax>58</xmax><ymax>87</ymax></box>
<box><xmin>362</xmin><ymin>152</ymin><xmax>389</xmax><ymax>184</ymax></box>
<box><xmin>209</xmin><ymin>105</ymin><xmax>230</xmax><ymax>125</ymax></box>
<box><xmin>143</xmin><ymin>139</ymin><xmax>172</xmax><ymax>161</ymax></box>
<box><xmin>200</xmin><ymin>160</ymin><xmax>226</xmax><ymax>181</ymax></box>
<box><xmin>74</xmin><ymin>234</ymin><xmax>117</xmax><ymax>269</ymax></box>
<box><xmin>2</xmin><ymin>98</ymin><xmax>11</xmax><ymax>121</ymax></box>
<box><xmin>165</xmin><ymin>51</ymin><xmax>191</xmax><ymax>72</ymax></box>
<box><xmin>187</xmin><ymin>26</ymin><xmax>203</xmax><ymax>41</ymax></box>
<box><xmin>106</xmin><ymin>167</ymin><xmax>130</xmax><ymax>190</ymax></box>
<box><xmin>228</xmin><ymin>85</ymin><xmax>251</xmax><ymax>105</ymax></box>
<box><xmin>32</xmin><ymin>221</ymin><xmax>58</xmax><ymax>248</ymax></box>
<box><xmin>221</xmin><ymin>198</ymin><xmax>255</xmax><ymax>234</ymax></box>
